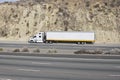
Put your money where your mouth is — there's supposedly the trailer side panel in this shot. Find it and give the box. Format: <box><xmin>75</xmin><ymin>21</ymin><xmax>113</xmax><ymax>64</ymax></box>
<box><xmin>46</xmin><ymin>32</ymin><xmax>95</xmax><ymax>42</ymax></box>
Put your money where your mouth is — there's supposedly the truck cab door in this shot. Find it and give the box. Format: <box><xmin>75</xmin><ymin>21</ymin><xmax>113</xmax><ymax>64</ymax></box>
<box><xmin>36</xmin><ymin>33</ymin><xmax>44</xmax><ymax>43</ymax></box>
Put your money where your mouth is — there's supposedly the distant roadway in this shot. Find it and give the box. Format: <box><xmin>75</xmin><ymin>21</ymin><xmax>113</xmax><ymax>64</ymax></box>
<box><xmin>0</xmin><ymin>41</ymin><xmax>120</xmax><ymax>51</ymax></box>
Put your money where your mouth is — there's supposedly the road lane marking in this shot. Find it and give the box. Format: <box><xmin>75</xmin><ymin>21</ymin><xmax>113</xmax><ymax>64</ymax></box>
<box><xmin>6</xmin><ymin>79</ymin><xmax>12</xmax><ymax>80</ymax></box>
<box><xmin>109</xmin><ymin>75</ymin><xmax>120</xmax><ymax>77</ymax></box>
<box><xmin>0</xmin><ymin>78</ymin><xmax>12</xmax><ymax>80</ymax></box>
<box><xmin>31</xmin><ymin>62</ymin><xmax>51</xmax><ymax>65</ymax></box>
<box><xmin>0</xmin><ymin>55</ymin><xmax>120</xmax><ymax>62</ymax></box>
<box><xmin>115</xmin><ymin>66</ymin><xmax>120</xmax><ymax>68</ymax></box>
<box><xmin>17</xmin><ymin>69</ymin><xmax>40</xmax><ymax>72</ymax></box>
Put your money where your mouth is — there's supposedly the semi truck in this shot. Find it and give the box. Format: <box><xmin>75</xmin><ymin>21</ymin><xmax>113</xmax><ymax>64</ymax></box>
<box><xmin>28</xmin><ymin>32</ymin><xmax>95</xmax><ymax>44</ymax></box>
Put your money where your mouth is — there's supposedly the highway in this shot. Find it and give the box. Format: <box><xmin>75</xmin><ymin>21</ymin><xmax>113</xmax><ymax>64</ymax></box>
<box><xmin>0</xmin><ymin>42</ymin><xmax>120</xmax><ymax>51</ymax></box>
<box><xmin>0</xmin><ymin>55</ymin><xmax>120</xmax><ymax>80</ymax></box>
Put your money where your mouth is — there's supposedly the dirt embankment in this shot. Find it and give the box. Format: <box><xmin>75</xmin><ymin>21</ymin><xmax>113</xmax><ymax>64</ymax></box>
<box><xmin>0</xmin><ymin>0</ymin><xmax>120</xmax><ymax>43</ymax></box>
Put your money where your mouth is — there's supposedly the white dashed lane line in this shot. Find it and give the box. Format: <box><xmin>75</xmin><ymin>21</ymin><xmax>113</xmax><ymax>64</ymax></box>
<box><xmin>109</xmin><ymin>75</ymin><xmax>120</xmax><ymax>77</ymax></box>
<box><xmin>17</xmin><ymin>69</ymin><xmax>41</xmax><ymax>72</ymax></box>
<box><xmin>31</xmin><ymin>62</ymin><xmax>52</xmax><ymax>65</ymax></box>
<box><xmin>0</xmin><ymin>78</ymin><xmax>12</xmax><ymax>80</ymax></box>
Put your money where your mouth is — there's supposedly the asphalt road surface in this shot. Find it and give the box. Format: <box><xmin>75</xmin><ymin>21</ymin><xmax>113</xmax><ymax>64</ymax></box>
<box><xmin>0</xmin><ymin>55</ymin><xmax>120</xmax><ymax>80</ymax></box>
<box><xmin>0</xmin><ymin>42</ymin><xmax>120</xmax><ymax>51</ymax></box>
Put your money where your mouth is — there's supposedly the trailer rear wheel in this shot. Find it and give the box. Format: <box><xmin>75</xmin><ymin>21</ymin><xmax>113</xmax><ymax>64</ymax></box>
<box><xmin>46</xmin><ymin>41</ymin><xmax>53</xmax><ymax>44</ymax></box>
<box><xmin>77</xmin><ymin>42</ymin><xmax>80</xmax><ymax>44</ymax></box>
<box><xmin>77</xmin><ymin>42</ymin><xmax>86</xmax><ymax>45</ymax></box>
<box><xmin>49</xmin><ymin>41</ymin><xmax>53</xmax><ymax>44</ymax></box>
<box><xmin>82</xmin><ymin>42</ymin><xmax>86</xmax><ymax>45</ymax></box>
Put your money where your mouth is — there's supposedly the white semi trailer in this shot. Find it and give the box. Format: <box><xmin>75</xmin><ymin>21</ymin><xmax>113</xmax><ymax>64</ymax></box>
<box><xmin>28</xmin><ymin>32</ymin><xmax>95</xmax><ymax>44</ymax></box>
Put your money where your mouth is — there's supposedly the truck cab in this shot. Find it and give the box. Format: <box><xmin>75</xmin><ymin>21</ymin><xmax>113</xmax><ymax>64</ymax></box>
<box><xmin>28</xmin><ymin>32</ymin><xmax>44</xmax><ymax>43</ymax></box>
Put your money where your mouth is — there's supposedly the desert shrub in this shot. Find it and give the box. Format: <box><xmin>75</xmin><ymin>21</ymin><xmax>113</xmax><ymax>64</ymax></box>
<box><xmin>11</xmin><ymin>28</ymin><xmax>19</xmax><ymax>36</ymax></box>
<box><xmin>58</xmin><ymin>8</ymin><xmax>64</xmax><ymax>12</ymax></box>
<box><xmin>54</xmin><ymin>0</ymin><xmax>57</xmax><ymax>2</ymax></box>
<box><xmin>0</xmin><ymin>48</ymin><xmax>3</xmax><ymax>52</ymax></box>
<box><xmin>13</xmin><ymin>49</ymin><xmax>20</xmax><ymax>52</ymax></box>
<box><xmin>34</xmin><ymin>22</ymin><xmax>37</xmax><ymax>26</ymax></box>
<box><xmin>48</xmin><ymin>6</ymin><xmax>51</xmax><ymax>11</ymax></box>
<box><xmin>33</xmin><ymin>48</ymin><xmax>40</xmax><ymax>53</ymax></box>
<box><xmin>86</xmin><ymin>1</ymin><xmax>90</xmax><ymax>7</ymax></box>
<box><xmin>65</xmin><ymin>2</ymin><xmax>68</xmax><ymax>5</ymax></box>
<box><xmin>74</xmin><ymin>3</ymin><xmax>77</xmax><ymax>6</ymax></box>
<box><xmin>0</xmin><ymin>26</ymin><xmax>9</xmax><ymax>37</ymax></box>
<box><xmin>48</xmin><ymin>49</ymin><xmax>57</xmax><ymax>53</ymax></box>
<box><xmin>74</xmin><ymin>49</ymin><xmax>103</xmax><ymax>54</ymax></box>
<box><xmin>74</xmin><ymin>49</ymin><xmax>86</xmax><ymax>54</ymax></box>
<box><xmin>35</xmin><ymin>0</ymin><xmax>45</xmax><ymax>3</ymax></box>
<box><xmin>103</xmin><ymin>48</ymin><xmax>120</xmax><ymax>55</ymax></box>
<box><xmin>93</xmin><ymin>4</ymin><xmax>99</xmax><ymax>8</ymax></box>
<box><xmin>22</xmin><ymin>47</ymin><xmax>29</xmax><ymax>52</ymax></box>
<box><xmin>26</xmin><ymin>22</ymin><xmax>29</xmax><ymax>27</ymax></box>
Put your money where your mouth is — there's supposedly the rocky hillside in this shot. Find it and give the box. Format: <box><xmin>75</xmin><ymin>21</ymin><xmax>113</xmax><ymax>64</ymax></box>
<box><xmin>0</xmin><ymin>0</ymin><xmax>120</xmax><ymax>43</ymax></box>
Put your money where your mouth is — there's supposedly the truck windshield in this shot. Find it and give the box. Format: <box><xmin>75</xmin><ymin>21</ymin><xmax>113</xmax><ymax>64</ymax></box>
<box><xmin>33</xmin><ymin>36</ymin><xmax>36</xmax><ymax>38</ymax></box>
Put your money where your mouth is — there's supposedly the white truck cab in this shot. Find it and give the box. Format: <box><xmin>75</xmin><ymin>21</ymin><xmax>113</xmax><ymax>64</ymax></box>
<box><xmin>28</xmin><ymin>32</ymin><xmax>44</xmax><ymax>43</ymax></box>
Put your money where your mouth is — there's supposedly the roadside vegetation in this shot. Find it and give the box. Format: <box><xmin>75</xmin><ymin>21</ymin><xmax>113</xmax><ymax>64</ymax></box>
<box><xmin>33</xmin><ymin>48</ymin><xmax>40</xmax><ymax>53</ymax></box>
<box><xmin>13</xmin><ymin>48</ymin><xmax>20</xmax><ymax>52</ymax></box>
<box><xmin>74</xmin><ymin>49</ymin><xmax>102</xmax><ymax>54</ymax></box>
<box><xmin>0</xmin><ymin>48</ymin><xmax>3</xmax><ymax>52</ymax></box>
<box><xmin>21</xmin><ymin>47</ymin><xmax>29</xmax><ymax>52</ymax></box>
<box><xmin>12</xmin><ymin>47</ymin><xmax>41</xmax><ymax>53</ymax></box>
<box><xmin>0</xmin><ymin>47</ymin><xmax>120</xmax><ymax>55</ymax></box>
<box><xmin>74</xmin><ymin>48</ymin><xmax>120</xmax><ymax>55</ymax></box>
<box><xmin>103</xmin><ymin>48</ymin><xmax>120</xmax><ymax>55</ymax></box>
<box><xmin>48</xmin><ymin>49</ymin><xmax>58</xmax><ymax>54</ymax></box>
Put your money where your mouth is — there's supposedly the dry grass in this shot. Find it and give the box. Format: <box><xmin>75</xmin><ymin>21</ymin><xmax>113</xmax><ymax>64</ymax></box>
<box><xmin>33</xmin><ymin>48</ymin><xmax>40</xmax><ymax>53</ymax></box>
<box><xmin>103</xmin><ymin>48</ymin><xmax>120</xmax><ymax>55</ymax></box>
<box><xmin>74</xmin><ymin>49</ymin><xmax>103</xmax><ymax>54</ymax></box>
<box><xmin>0</xmin><ymin>48</ymin><xmax>3</xmax><ymax>52</ymax></box>
<box><xmin>22</xmin><ymin>47</ymin><xmax>29</xmax><ymax>52</ymax></box>
<box><xmin>74</xmin><ymin>48</ymin><xmax>120</xmax><ymax>55</ymax></box>
<box><xmin>48</xmin><ymin>49</ymin><xmax>57</xmax><ymax>54</ymax></box>
<box><xmin>13</xmin><ymin>48</ymin><xmax>20</xmax><ymax>52</ymax></box>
